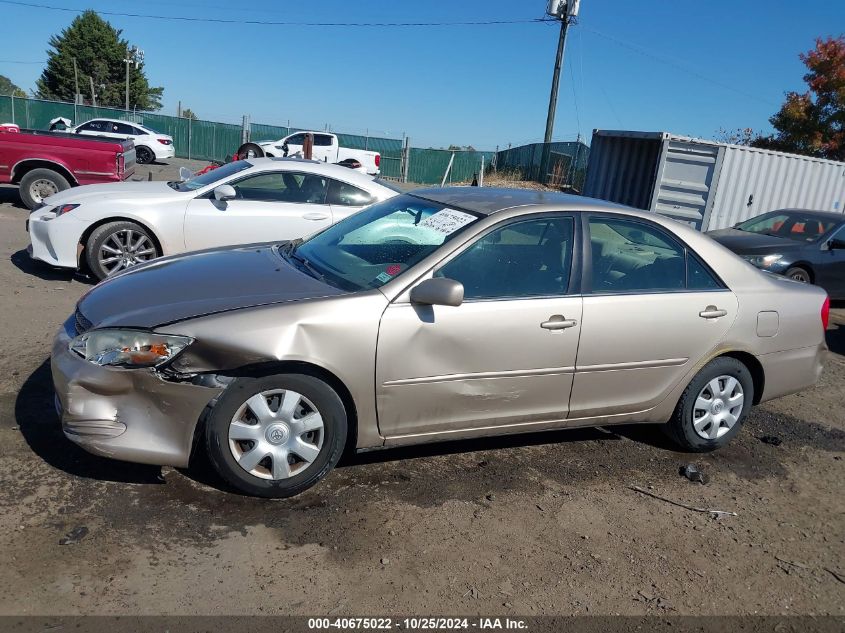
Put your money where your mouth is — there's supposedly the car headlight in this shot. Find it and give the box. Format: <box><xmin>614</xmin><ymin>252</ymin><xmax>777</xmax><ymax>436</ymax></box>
<box><xmin>743</xmin><ymin>254</ymin><xmax>783</xmax><ymax>267</ymax></box>
<box><xmin>69</xmin><ymin>329</ymin><xmax>193</xmax><ymax>368</ymax></box>
<box><xmin>55</xmin><ymin>203</ymin><xmax>80</xmax><ymax>216</ymax></box>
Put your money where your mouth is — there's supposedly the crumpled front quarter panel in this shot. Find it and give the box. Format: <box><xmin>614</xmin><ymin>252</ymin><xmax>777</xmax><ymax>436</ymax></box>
<box><xmin>157</xmin><ymin>291</ymin><xmax>390</xmax><ymax>448</ymax></box>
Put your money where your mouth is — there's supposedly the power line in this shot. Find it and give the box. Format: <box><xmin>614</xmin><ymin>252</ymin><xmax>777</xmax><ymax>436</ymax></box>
<box><xmin>0</xmin><ymin>1</ymin><xmax>553</xmax><ymax>27</ymax></box>
<box><xmin>582</xmin><ymin>26</ymin><xmax>778</xmax><ymax>107</ymax></box>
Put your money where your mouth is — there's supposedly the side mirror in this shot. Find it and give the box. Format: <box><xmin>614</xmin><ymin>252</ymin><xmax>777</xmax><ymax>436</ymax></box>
<box><xmin>213</xmin><ymin>184</ymin><xmax>236</xmax><ymax>201</ymax></box>
<box><xmin>410</xmin><ymin>277</ymin><xmax>464</xmax><ymax>307</ymax></box>
<box><xmin>178</xmin><ymin>166</ymin><xmax>194</xmax><ymax>181</ymax></box>
<box><xmin>828</xmin><ymin>238</ymin><xmax>845</xmax><ymax>250</ymax></box>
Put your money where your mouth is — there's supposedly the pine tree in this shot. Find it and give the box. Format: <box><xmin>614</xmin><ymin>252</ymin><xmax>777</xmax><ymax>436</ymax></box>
<box><xmin>36</xmin><ymin>10</ymin><xmax>163</xmax><ymax>111</ymax></box>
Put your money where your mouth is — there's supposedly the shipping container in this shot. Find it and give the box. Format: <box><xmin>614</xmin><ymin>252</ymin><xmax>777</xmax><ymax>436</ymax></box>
<box><xmin>583</xmin><ymin>130</ymin><xmax>845</xmax><ymax>231</ymax></box>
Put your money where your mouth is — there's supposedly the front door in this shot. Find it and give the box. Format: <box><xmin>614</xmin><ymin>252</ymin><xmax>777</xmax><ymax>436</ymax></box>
<box><xmin>816</xmin><ymin>226</ymin><xmax>845</xmax><ymax>298</ymax></box>
<box><xmin>376</xmin><ymin>215</ymin><xmax>582</xmax><ymax>439</ymax></box>
<box><xmin>183</xmin><ymin>170</ymin><xmax>333</xmax><ymax>251</ymax></box>
<box><xmin>569</xmin><ymin>215</ymin><xmax>738</xmax><ymax>419</ymax></box>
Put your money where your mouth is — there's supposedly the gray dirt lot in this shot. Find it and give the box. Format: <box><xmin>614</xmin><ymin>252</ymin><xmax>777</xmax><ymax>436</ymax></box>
<box><xmin>0</xmin><ymin>159</ymin><xmax>843</xmax><ymax>616</ymax></box>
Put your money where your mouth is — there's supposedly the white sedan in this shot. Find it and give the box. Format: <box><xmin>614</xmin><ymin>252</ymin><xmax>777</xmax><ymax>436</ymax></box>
<box><xmin>71</xmin><ymin>117</ymin><xmax>175</xmax><ymax>164</ymax></box>
<box><xmin>27</xmin><ymin>158</ymin><xmax>399</xmax><ymax>280</ymax></box>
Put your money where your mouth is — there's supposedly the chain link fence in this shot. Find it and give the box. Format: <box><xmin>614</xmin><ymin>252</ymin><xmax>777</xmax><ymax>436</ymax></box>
<box><xmin>494</xmin><ymin>140</ymin><xmax>590</xmax><ymax>191</ymax></box>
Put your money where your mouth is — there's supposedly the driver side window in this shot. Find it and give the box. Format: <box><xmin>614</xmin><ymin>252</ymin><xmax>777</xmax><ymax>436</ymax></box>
<box><xmin>437</xmin><ymin>217</ymin><xmax>575</xmax><ymax>300</ymax></box>
<box><xmin>230</xmin><ymin>171</ymin><xmax>328</xmax><ymax>204</ymax></box>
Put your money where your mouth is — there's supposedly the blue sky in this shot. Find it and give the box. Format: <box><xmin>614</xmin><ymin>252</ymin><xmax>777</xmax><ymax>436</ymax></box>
<box><xmin>1</xmin><ymin>1</ymin><xmax>843</xmax><ymax>149</ymax></box>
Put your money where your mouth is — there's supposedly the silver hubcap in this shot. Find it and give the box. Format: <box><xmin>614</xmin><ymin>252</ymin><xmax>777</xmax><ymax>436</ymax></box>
<box><xmin>692</xmin><ymin>375</ymin><xmax>744</xmax><ymax>439</ymax></box>
<box><xmin>30</xmin><ymin>179</ymin><xmax>58</xmax><ymax>204</ymax></box>
<box><xmin>99</xmin><ymin>229</ymin><xmax>156</xmax><ymax>274</ymax></box>
<box><xmin>228</xmin><ymin>389</ymin><xmax>324</xmax><ymax>480</ymax></box>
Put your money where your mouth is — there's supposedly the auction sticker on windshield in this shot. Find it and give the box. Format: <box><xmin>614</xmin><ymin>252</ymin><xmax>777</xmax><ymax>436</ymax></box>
<box><xmin>419</xmin><ymin>208</ymin><xmax>477</xmax><ymax>235</ymax></box>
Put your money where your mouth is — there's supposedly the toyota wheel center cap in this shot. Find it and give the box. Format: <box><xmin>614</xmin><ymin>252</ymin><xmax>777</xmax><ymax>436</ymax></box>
<box><xmin>266</xmin><ymin>423</ymin><xmax>290</xmax><ymax>445</ymax></box>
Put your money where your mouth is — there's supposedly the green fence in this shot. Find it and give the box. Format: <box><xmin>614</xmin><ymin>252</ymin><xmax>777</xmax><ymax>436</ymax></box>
<box><xmin>494</xmin><ymin>141</ymin><xmax>590</xmax><ymax>191</ymax></box>
<box><xmin>408</xmin><ymin>148</ymin><xmax>496</xmax><ymax>185</ymax></box>
<box><xmin>0</xmin><ymin>95</ymin><xmax>517</xmax><ymax>185</ymax></box>
<box><xmin>0</xmin><ymin>95</ymin><xmax>406</xmax><ymax>167</ymax></box>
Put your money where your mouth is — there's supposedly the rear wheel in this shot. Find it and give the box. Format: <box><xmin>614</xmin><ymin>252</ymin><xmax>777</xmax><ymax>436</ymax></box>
<box><xmin>665</xmin><ymin>357</ymin><xmax>754</xmax><ymax>451</ymax></box>
<box><xmin>785</xmin><ymin>266</ymin><xmax>811</xmax><ymax>283</ymax></box>
<box><xmin>85</xmin><ymin>220</ymin><xmax>160</xmax><ymax>280</ymax></box>
<box><xmin>235</xmin><ymin>142</ymin><xmax>265</xmax><ymax>160</ymax></box>
<box><xmin>135</xmin><ymin>146</ymin><xmax>154</xmax><ymax>164</ymax></box>
<box><xmin>19</xmin><ymin>168</ymin><xmax>71</xmax><ymax>209</ymax></box>
<box><xmin>205</xmin><ymin>374</ymin><xmax>347</xmax><ymax>498</ymax></box>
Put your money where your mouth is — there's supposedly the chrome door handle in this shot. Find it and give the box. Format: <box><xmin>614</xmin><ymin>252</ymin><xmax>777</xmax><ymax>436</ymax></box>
<box><xmin>541</xmin><ymin>315</ymin><xmax>578</xmax><ymax>330</ymax></box>
<box><xmin>303</xmin><ymin>212</ymin><xmax>330</xmax><ymax>221</ymax></box>
<box><xmin>699</xmin><ymin>305</ymin><xmax>727</xmax><ymax>319</ymax></box>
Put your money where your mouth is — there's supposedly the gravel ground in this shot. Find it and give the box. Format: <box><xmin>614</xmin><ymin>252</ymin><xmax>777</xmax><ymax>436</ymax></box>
<box><xmin>0</xmin><ymin>159</ymin><xmax>843</xmax><ymax>617</ymax></box>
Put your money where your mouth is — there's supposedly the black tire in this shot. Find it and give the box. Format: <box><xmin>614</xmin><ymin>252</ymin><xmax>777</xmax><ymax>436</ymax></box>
<box><xmin>205</xmin><ymin>374</ymin><xmax>348</xmax><ymax>498</ymax></box>
<box><xmin>135</xmin><ymin>146</ymin><xmax>154</xmax><ymax>164</ymax></box>
<box><xmin>235</xmin><ymin>142</ymin><xmax>265</xmax><ymax>160</ymax></box>
<box><xmin>19</xmin><ymin>168</ymin><xmax>71</xmax><ymax>209</ymax></box>
<box><xmin>664</xmin><ymin>357</ymin><xmax>754</xmax><ymax>452</ymax></box>
<box><xmin>785</xmin><ymin>266</ymin><xmax>811</xmax><ymax>284</ymax></box>
<box><xmin>85</xmin><ymin>220</ymin><xmax>160</xmax><ymax>280</ymax></box>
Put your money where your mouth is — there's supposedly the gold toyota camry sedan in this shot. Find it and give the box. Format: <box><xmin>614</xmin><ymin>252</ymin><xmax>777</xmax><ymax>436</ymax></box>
<box><xmin>52</xmin><ymin>188</ymin><xmax>830</xmax><ymax>497</ymax></box>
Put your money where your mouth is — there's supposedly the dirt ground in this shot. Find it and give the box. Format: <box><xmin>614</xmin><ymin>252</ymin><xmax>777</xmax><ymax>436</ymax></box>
<box><xmin>0</xmin><ymin>160</ymin><xmax>843</xmax><ymax>617</ymax></box>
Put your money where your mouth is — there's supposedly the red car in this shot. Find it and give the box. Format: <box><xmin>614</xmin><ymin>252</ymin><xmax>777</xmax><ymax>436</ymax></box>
<box><xmin>0</xmin><ymin>125</ymin><xmax>136</xmax><ymax>209</ymax></box>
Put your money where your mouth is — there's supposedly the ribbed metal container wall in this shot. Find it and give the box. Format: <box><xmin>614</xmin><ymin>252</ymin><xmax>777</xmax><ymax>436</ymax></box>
<box><xmin>707</xmin><ymin>146</ymin><xmax>845</xmax><ymax>229</ymax></box>
<box><xmin>583</xmin><ymin>130</ymin><xmax>845</xmax><ymax>232</ymax></box>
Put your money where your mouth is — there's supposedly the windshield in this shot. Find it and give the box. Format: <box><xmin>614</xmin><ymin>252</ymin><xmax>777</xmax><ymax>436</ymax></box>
<box><xmin>288</xmin><ymin>194</ymin><xmax>482</xmax><ymax>291</ymax></box>
<box><xmin>736</xmin><ymin>212</ymin><xmax>837</xmax><ymax>242</ymax></box>
<box><xmin>171</xmin><ymin>161</ymin><xmax>251</xmax><ymax>192</ymax></box>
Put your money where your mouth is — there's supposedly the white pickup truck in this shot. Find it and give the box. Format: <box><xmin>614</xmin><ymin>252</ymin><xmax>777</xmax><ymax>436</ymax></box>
<box><xmin>257</xmin><ymin>132</ymin><xmax>381</xmax><ymax>175</ymax></box>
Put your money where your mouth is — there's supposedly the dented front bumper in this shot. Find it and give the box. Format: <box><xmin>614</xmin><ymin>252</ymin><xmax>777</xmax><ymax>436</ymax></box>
<box><xmin>51</xmin><ymin>318</ymin><xmax>224</xmax><ymax>468</ymax></box>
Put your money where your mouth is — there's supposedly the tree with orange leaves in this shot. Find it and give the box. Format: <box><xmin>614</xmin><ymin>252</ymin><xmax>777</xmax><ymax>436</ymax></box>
<box><xmin>754</xmin><ymin>36</ymin><xmax>844</xmax><ymax>160</ymax></box>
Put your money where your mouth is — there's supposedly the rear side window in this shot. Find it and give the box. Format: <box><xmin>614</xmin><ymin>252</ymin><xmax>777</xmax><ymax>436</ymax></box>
<box><xmin>313</xmin><ymin>134</ymin><xmax>333</xmax><ymax>147</ymax></box>
<box><xmin>327</xmin><ymin>179</ymin><xmax>375</xmax><ymax>207</ymax></box>
<box><xmin>589</xmin><ymin>217</ymin><xmax>722</xmax><ymax>293</ymax></box>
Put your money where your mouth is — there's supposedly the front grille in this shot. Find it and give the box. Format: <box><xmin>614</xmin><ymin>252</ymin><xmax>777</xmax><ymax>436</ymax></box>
<box><xmin>74</xmin><ymin>308</ymin><xmax>92</xmax><ymax>336</ymax></box>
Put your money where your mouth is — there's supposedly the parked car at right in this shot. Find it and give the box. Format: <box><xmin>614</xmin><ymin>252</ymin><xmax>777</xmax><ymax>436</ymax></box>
<box><xmin>707</xmin><ymin>209</ymin><xmax>845</xmax><ymax>299</ymax></box>
<box><xmin>70</xmin><ymin>118</ymin><xmax>174</xmax><ymax>164</ymax></box>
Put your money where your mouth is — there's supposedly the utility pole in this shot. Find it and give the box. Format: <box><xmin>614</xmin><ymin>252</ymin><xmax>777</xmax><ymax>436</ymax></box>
<box><xmin>89</xmin><ymin>76</ymin><xmax>97</xmax><ymax>107</ymax></box>
<box><xmin>541</xmin><ymin>0</ymin><xmax>580</xmax><ymax>183</ymax></box>
<box><xmin>124</xmin><ymin>45</ymin><xmax>144</xmax><ymax>112</ymax></box>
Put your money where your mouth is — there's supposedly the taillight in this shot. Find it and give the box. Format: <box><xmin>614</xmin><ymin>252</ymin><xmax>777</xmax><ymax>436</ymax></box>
<box><xmin>157</xmin><ymin>139</ymin><xmax>172</xmax><ymax>145</ymax></box>
<box><xmin>375</xmin><ymin>153</ymin><xmax>380</xmax><ymax>167</ymax></box>
<box><xmin>116</xmin><ymin>152</ymin><xmax>123</xmax><ymax>175</ymax></box>
<box><xmin>821</xmin><ymin>295</ymin><xmax>830</xmax><ymax>330</ymax></box>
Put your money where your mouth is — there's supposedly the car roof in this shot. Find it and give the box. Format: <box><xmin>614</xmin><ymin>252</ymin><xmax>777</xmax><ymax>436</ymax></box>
<box><xmin>408</xmin><ymin>187</ymin><xmax>633</xmax><ymax>216</ymax></box>
<box><xmin>83</xmin><ymin>117</ymin><xmax>150</xmax><ymax>128</ymax></box>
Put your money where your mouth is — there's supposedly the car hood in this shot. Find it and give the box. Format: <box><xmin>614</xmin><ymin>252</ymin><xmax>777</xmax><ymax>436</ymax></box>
<box><xmin>706</xmin><ymin>228</ymin><xmax>807</xmax><ymax>254</ymax></box>
<box><xmin>76</xmin><ymin>244</ymin><xmax>346</xmax><ymax>329</ymax></box>
<box><xmin>43</xmin><ymin>180</ymin><xmax>180</xmax><ymax>206</ymax></box>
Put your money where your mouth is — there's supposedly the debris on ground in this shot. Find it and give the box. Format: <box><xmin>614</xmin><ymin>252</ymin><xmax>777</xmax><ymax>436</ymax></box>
<box><xmin>58</xmin><ymin>526</ymin><xmax>89</xmax><ymax>545</ymax></box>
<box><xmin>775</xmin><ymin>556</ymin><xmax>808</xmax><ymax>569</ymax></box>
<box><xmin>628</xmin><ymin>485</ymin><xmax>737</xmax><ymax>517</ymax></box>
<box><xmin>824</xmin><ymin>568</ymin><xmax>845</xmax><ymax>585</ymax></box>
<box><xmin>679</xmin><ymin>463</ymin><xmax>710</xmax><ymax>484</ymax></box>
<box><xmin>759</xmin><ymin>435</ymin><xmax>783</xmax><ymax>446</ymax></box>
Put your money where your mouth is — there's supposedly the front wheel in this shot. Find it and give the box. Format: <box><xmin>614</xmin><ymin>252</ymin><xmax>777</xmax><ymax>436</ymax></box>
<box><xmin>205</xmin><ymin>374</ymin><xmax>348</xmax><ymax>498</ymax></box>
<box><xmin>665</xmin><ymin>357</ymin><xmax>754</xmax><ymax>451</ymax></box>
<box><xmin>785</xmin><ymin>266</ymin><xmax>811</xmax><ymax>284</ymax></box>
<box><xmin>85</xmin><ymin>220</ymin><xmax>160</xmax><ymax>280</ymax></box>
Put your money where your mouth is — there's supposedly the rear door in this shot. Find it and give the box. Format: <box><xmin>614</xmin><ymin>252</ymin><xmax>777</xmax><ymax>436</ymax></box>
<box><xmin>569</xmin><ymin>214</ymin><xmax>737</xmax><ymax>419</ymax></box>
<box><xmin>183</xmin><ymin>170</ymin><xmax>332</xmax><ymax>250</ymax></box>
<box><xmin>816</xmin><ymin>224</ymin><xmax>845</xmax><ymax>298</ymax></box>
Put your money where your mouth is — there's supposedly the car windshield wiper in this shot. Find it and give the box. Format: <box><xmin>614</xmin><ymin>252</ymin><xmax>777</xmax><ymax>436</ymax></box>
<box><xmin>280</xmin><ymin>243</ymin><xmax>326</xmax><ymax>282</ymax></box>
